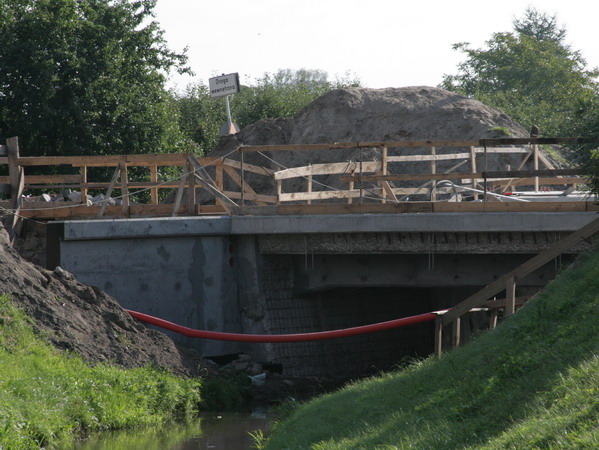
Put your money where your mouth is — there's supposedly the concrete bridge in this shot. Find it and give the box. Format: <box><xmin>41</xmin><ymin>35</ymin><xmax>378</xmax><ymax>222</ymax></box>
<box><xmin>47</xmin><ymin>210</ymin><xmax>597</xmax><ymax>377</ymax></box>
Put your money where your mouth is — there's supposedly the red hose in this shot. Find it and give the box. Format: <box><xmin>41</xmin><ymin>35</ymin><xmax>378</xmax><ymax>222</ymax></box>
<box><xmin>126</xmin><ymin>309</ymin><xmax>437</xmax><ymax>343</ymax></box>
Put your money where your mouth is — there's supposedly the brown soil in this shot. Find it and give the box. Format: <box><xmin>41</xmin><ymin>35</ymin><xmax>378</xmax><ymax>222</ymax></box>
<box><xmin>0</xmin><ymin>221</ymin><xmax>211</xmax><ymax>377</ymax></box>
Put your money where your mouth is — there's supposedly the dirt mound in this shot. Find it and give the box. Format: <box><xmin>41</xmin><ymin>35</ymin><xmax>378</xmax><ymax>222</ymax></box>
<box><xmin>0</xmin><ymin>223</ymin><xmax>209</xmax><ymax>377</ymax></box>
<box><xmin>206</xmin><ymin>86</ymin><xmax>530</xmax><ymax>197</ymax></box>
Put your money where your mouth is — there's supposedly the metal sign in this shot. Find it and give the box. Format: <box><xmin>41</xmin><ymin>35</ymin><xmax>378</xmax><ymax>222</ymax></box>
<box><xmin>208</xmin><ymin>73</ymin><xmax>240</xmax><ymax>98</ymax></box>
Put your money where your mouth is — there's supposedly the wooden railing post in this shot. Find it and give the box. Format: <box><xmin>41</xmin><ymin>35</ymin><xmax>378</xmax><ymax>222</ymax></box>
<box><xmin>430</xmin><ymin>146</ymin><xmax>437</xmax><ymax>201</ymax></box>
<box><xmin>452</xmin><ymin>317</ymin><xmax>461</xmax><ymax>348</ymax></box>
<box><xmin>150</xmin><ymin>164</ymin><xmax>158</xmax><ymax>204</ymax></box>
<box><xmin>119</xmin><ymin>159</ymin><xmax>129</xmax><ymax>216</ymax></box>
<box><xmin>380</xmin><ymin>146</ymin><xmax>388</xmax><ymax>203</ymax></box>
<box><xmin>505</xmin><ymin>275</ymin><xmax>516</xmax><ymax>317</ymax></box>
<box><xmin>489</xmin><ymin>309</ymin><xmax>498</xmax><ymax>329</ymax></box>
<box><xmin>533</xmin><ymin>144</ymin><xmax>539</xmax><ymax>192</ymax></box>
<box><xmin>470</xmin><ymin>146</ymin><xmax>478</xmax><ymax>199</ymax></box>
<box><xmin>80</xmin><ymin>166</ymin><xmax>88</xmax><ymax>204</ymax></box>
<box><xmin>7</xmin><ymin>136</ymin><xmax>20</xmax><ymax>210</ymax></box>
<box><xmin>434</xmin><ymin>316</ymin><xmax>443</xmax><ymax>358</ymax></box>
<box><xmin>6</xmin><ymin>137</ymin><xmax>25</xmax><ymax>241</ymax></box>
<box><xmin>187</xmin><ymin>160</ymin><xmax>196</xmax><ymax>213</ymax></box>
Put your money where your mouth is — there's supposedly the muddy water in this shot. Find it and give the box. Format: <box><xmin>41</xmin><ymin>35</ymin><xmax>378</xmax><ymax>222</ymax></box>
<box><xmin>71</xmin><ymin>410</ymin><xmax>271</xmax><ymax>450</ymax></box>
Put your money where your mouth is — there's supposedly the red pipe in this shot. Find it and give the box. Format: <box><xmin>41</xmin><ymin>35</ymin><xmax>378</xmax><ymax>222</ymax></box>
<box><xmin>126</xmin><ymin>309</ymin><xmax>437</xmax><ymax>343</ymax></box>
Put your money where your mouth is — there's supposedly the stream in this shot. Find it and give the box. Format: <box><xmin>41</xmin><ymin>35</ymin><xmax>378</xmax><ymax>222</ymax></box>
<box><xmin>70</xmin><ymin>409</ymin><xmax>272</xmax><ymax>450</ymax></box>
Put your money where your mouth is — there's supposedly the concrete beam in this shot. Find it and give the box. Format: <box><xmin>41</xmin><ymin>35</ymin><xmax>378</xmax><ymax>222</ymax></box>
<box><xmin>55</xmin><ymin>212</ymin><xmax>598</xmax><ymax>241</ymax></box>
<box><xmin>293</xmin><ymin>254</ymin><xmax>560</xmax><ymax>293</ymax></box>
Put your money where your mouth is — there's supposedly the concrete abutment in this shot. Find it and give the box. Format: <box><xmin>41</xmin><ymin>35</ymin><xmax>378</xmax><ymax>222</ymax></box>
<box><xmin>47</xmin><ymin>213</ymin><xmax>595</xmax><ymax>377</ymax></box>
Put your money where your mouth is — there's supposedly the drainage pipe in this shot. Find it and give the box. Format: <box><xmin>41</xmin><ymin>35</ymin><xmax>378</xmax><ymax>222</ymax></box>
<box><xmin>126</xmin><ymin>309</ymin><xmax>437</xmax><ymax>343</ymax></box>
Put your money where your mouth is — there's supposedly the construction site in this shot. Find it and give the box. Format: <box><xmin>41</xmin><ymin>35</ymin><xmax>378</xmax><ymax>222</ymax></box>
<box><xmin>1</xmin><ymin>86</ymin><xmax>597</xmax><ymax>377</ymax></box>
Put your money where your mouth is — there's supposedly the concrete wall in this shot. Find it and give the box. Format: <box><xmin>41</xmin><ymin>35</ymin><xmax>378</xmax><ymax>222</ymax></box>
<box><xmin>58</xmin><ymin>232</ymin><xmax>241</xmax><ymax>356</ymax></box>
<box><xmin>47</xmin><ymin>212</ymin><xmax>595</xmax><ymax>376</ymax></box>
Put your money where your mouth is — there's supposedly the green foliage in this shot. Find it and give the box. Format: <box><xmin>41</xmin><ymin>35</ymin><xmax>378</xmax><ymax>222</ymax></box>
<box><xmin>441</xmin><ymin>8</ymin><xmax>599</xmax><ymax>137</ymax></box>
<box><xmin>264</xmin><ymin>247</ymin><xmax>599</xmax><ymax>449</ymax></box>
<box><xmin>199</xmin><ymin>370</ymin><xmax>251</xmax><ymax>411</ymax></box>
<box><xmin>175</xmin><ymin>69</ymin><xmax>361</xmax><ymax>154</ymax></box>
<box><xmin>0</xmin><ymin>294</ymin><xmax>201</xmax><ymax>449</ymax></box>
<box><xmin>0</xmin><ymin>0</ymin><xmax>193</xmax><ymax>156</ymax></box>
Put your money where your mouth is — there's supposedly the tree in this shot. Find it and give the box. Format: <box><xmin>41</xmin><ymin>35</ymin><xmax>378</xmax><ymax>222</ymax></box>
<box><xmin>175</xmin><ymin>69</ymin><xmax>360</xmax><ymax>154</ymax></box>
<box><xmin>441</xmin><ymin>8</ymin><xmax>599</xmax><ymax>137</ymax></box>
<box><xmin>0</xmin><ymin>0</ymin><xmax>192</xmax><ymax>156</ymax></box>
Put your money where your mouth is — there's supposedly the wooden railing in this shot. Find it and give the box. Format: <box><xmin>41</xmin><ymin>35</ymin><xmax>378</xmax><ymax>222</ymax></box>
<box><xmin>434</xmin><ymin>215</ymin><xmax>599</xmax><ymax>357</ymax></box>
<box><xmin>1</xmin><ymin>136</ymin><xmax>594</xmax><ymax>234</ymax></box>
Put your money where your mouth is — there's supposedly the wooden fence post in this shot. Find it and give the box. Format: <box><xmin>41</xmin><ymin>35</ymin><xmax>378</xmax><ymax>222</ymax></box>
<box><xmin>430</xmin><ymin>146</ymin><xmax>437</xmax><ymax>201</ymax></box>
<box><xmin>434</xmin><ymin>316</ymin><xmax>443</xmax><ymax>358</ymax></box>
<box><xmin>150</xmin><ymin>165</ymin><xmax>158</xmax><ymax>204</ymax></box>
<box><xmin>119</xmin><ymin>159</ymin><xmax>129</xmax><ymax>216</ymax></box>
<box><xmin>505</xmin><ymin>275</ymin><xmax>516</xmax><ymax>317</ymax></box>
<box><xmin>7</xmin><ymin>136</ymin><xmax>20</xmax><ymax>210</ymax></box>
<box><xmin>452</xmin><ymin>317</ymin><xmax>461</xmax><ymax>348</ymax></box>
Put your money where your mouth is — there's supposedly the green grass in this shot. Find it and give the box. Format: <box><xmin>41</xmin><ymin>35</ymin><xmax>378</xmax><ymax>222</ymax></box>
<box><xmin>0</xmin><ymin>294</ymin><xmax>202</xmax><ymax>449</ymax></box>
<box><xmin>264</xmin><ymin>247</ymin><xmax>599</xmax><ymax>449</ymax></box>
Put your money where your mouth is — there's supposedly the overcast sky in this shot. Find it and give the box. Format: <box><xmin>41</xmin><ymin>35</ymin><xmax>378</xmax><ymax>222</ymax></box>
<box><xmin>154</xmin><ymin>0</ymin><xmax>599</xmax><ymax>92</ymax></box>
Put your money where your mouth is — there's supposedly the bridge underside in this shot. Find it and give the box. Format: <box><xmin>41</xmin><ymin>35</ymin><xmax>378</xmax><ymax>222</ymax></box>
<box><xmin>48</xmin><ymin>212</ymin><xmax>595</xmax><ymax>377</ymax></box>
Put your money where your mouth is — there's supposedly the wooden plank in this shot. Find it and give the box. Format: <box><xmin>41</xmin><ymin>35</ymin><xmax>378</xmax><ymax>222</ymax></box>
<box><xmin>0</xmin><ymin>157</ymin><xmax>8</xmax><ymax>164</ymax></box>
<box><xmin>221</xmin><ymin>158</ymin><xmax>273</xmax><ymax>176</ymax></box>
<box><xmin>10</xmin><ymin>167</ymin><xmax>25</xmax><ymax>240</ymax></box>
<box><xmin>187</xmin><ymin>161</ymin><xmax>196</xmax><ymax>210</ymax></box>
<box><xmin>240</xmin><ymin>140</ymin><xmax>481</xmax><ymax>152</ymax></box>
<box><xmin>491</xmin><ymin>177</ymin><xmax>586</xmax><ymax>187</ymax></box>
<box><xmin>274</xmin><ymin>161</ymin><xmax>379</xmax><ymax>180</ymax></box>
<box><xmin>0</xmin><ymin>175</ymin><xmax>82</xmax><ymax>184</ymax></box>
<box><xmin>479</xmin><ymin>138</ymin><xmax>582</xmax><ymax>146</ymax></box>
<box><xmin>340</xmin><ymin>168</ymin><xmax>581</xmax><ymax>183</ymax></box>
<box><xmin>120</xmin><ymin>162</ymin><xmax>129</xmax><ymax>215</ymax></box>
<box><xmin>222</xmin><ymin>165</ymin><xmax>267</xmax><ymax>206</ymax></box>
<box><xmin>0</xmin><ymin>145</ymin><xmax>8</xmax><ymax>156</ymax></box>
<box><xmin>80</xmin><ymin>166</ymin><xmax>87</xmax><ymax>204</ymax></box>
<box><xmin>98</xmin><ymin>164</ymin><xmax>121</xmax><ymax>218</ymax></box>
<box><xmin>482</xmin><ymin>296</ymin><xmax>531</xmax><ymax>308</ymax></box>
<box><xmin>442</xmin><ymin>215</ymin><xmax>599</xmax><ymax>325</ymax></box>
<box><xmin>279</xmin><ymin>189</ymin><xmax>362</xmax><ymax>202</ymax></box>
<box><xmin>171</xmin><ymin>170</ymin><xmax>188</xmax><ymax>217</ymax></box>
<box><xmin>452</xmin><ymin>317</ymin><xmax>461</xmax><ymax>348</ymax></box>
<box><xmin>434</xmin><ymin>316</ymin><xmax>443</xmax><ymax>358</ymax></box>
<box><xmin>7</xmin><ymin>137</ymin><xmax>20</xmax><ymax>210</ymax></box>
<box><xmin>505</xmin><ymin>276</ymin><xmax>516</xmax><ymax>317</ymax></box>
<box><xmin>16</xmin><ymin>153</ymin><xmax>190</xmax><ymax>167</ymax></box>
<box><xmin>387</xmin><ymin>153</ymin><xmax>471</xmax><ymax>162</ymax></box>
<box><xmin>150</xmin><ymin>165</ymin><xmax>158</xmax><ymax>204</ymax></box>
<box><xmin>188</xmin><ymin>155</ymin><xmax>238</xmax><ymax>212</ymax></box>
<box><xmin>222</xmin><ymin>191</ymin><xmax>277</xmax><ymax>204</ymax></box>
<box><xmin>473</xmin><ymin>147</ymin><xmax>529</xmax><ymax>154</ymax></box>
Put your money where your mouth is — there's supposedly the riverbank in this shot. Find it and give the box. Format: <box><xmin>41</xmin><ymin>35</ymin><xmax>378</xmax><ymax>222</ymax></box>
<box><xmin>263</xmin><ymin>247</ymin><xmax>599</xmax><ymax>448</ymax></box>
<box><xmin>0</xmin><ymin>294</ymin><xmax>202</xmax><ymax>448</ymax></box>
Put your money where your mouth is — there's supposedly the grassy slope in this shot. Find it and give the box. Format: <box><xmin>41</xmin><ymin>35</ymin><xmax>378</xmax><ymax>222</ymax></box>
<box><xmin>0</xmin><ymin>295</ymin><xmax>201</xmax><ymax>449</ymax></box>
<box><xmin>266</xmin><ymin>248</ymin><xmax>599</xmax><ymax>449</ymax></box>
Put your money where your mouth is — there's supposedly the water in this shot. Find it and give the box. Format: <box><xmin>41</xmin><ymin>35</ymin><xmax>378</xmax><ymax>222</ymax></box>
<box><xmin>71</xmin><ymin>410</ymin><xmax>271</xmax><ymax>450</ymax></box>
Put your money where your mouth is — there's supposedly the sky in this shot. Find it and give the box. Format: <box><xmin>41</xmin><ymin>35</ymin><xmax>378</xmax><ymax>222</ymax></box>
<box><xmin>154</xmin><ymin>0</ymin><xmax>599</xmax><ymax>92</ymax></box>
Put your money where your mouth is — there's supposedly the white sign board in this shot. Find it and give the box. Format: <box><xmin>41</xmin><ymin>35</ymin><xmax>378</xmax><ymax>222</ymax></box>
<box><xmin>208</xmin><ymin>73</ymin><xmax>240</xmax><ymax>98</ymax></box>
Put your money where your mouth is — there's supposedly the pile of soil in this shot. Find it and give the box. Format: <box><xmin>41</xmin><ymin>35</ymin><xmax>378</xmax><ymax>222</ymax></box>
<box><xmin>206</xmin><ymin>86</ymin><xmax>531</xmax><ymax>198</ymax></box>
<box><xmin>0</xmin><ymin>222</ymin><xmax>209</xmax><ymax>377</ymax></box>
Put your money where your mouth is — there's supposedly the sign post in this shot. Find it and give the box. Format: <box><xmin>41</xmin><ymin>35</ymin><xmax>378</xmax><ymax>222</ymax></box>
<box><xmin>209</xmin><ymin>73</ymin><xmax>241</xmax><ymax>136</ymax></box>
